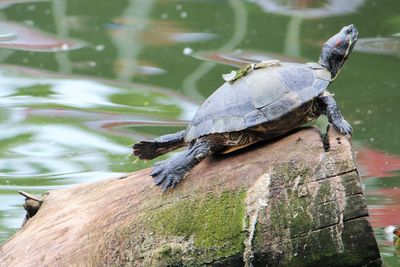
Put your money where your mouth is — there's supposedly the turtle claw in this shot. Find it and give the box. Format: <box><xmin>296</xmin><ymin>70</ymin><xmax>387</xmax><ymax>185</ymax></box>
<box><xmin>335</xmin><ymin>119</ymin><xmax>353</xmax><ymax>135</ymax></box>
<box><xmin>154</xmin><ymin>175</ymin><xmax>163</xmax><ymax>186</ymax></box>
<box><xmin>161</xmin><ymin>176</ymin><xmax>174</xmax><ymax>191</ymax></box>
<box><xmin>156</xmin><ymin>173</ymin><xmax>181</xmax><ymax>191</ymax></box>
<box><xmin>151</xmin><ymin>162</ymin><xmax>164</xmax><ymax>177</ymax></box>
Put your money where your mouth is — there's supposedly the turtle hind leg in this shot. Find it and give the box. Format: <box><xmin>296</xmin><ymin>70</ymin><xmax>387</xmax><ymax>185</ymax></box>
<box><xmin>151</xmin><ymin>138</ymin><xmax>218</xmax><ymax>190</ymax></box>
<box><xmin>133</xmin><ymin>130</ymin><xmax>186</xmax><ymax>160</ymax></box>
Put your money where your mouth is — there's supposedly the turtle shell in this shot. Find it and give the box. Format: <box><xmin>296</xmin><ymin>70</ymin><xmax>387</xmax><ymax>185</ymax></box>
<box><xmin>185</xmin><ymin>62</ymin><xmax>331</xmax><ymax>142</ymax></box>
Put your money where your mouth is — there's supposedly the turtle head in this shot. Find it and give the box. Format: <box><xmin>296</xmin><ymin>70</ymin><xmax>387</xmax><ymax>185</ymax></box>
<box><xmin>319</xmin><ymin>24</ymin><xmax>358</xmax><ymax>80</ymax></box>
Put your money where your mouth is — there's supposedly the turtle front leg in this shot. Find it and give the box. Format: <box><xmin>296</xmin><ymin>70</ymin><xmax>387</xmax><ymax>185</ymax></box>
<box><xmin>151</xmin><ymin>138</ymin><xmax>216</xmax><ymax>191</ymax></box>
<box><xmin>317</xmin><ymin>93</ymin><xmax>352</xmax><ymax>135</ymax></box>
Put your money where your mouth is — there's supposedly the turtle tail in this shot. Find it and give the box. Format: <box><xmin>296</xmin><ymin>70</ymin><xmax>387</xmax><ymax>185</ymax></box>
<box><xmin>133</xmin><ymin>130</ymin><xmax>187</xmax><ymax>160</ymax></box>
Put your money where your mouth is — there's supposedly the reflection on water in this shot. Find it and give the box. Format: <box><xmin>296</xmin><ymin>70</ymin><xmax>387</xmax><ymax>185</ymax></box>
<box><xmin>0</xmin><ymin>21</ymin><xmax>84</xmax><ymax>52</ymax></box>
<box><xmin>255</xmin><ymin>0</ymin><xmax>365</xmax><ymax>18</ymax></box>
<box><xmin>0</xmin><ymin>0</ymin><xmax>399</xmax><ymax>265</ymax></box>
<box><xmin>357</xmin><ymin>147</ymin><xmax>400</xmax><ymax>231</ymax></box>
<box><xmin>0</xmin><ymin>0</ymin><xmax>49</xmax><ymax>10</ymax></box>
<box><xmin>357</xmin><ymin>147</ymin><xmax>400</xmax><ymax>179</ymax></box>
<box><xmin>355</xmin><ymin>37</ymin><xmax>400</xmax><ymax>56</ymax></box>
<box><xmin>192</xmin><ymin>50</ymin><xmax>305</xmax><ymax>67</ymax></box>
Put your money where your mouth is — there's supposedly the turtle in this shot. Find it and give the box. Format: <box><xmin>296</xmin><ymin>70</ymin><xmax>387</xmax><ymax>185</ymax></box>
<box><xmin>133</xmin><ymin>24</ymin><xmax>358</xmax><ymax>190</ymax></box>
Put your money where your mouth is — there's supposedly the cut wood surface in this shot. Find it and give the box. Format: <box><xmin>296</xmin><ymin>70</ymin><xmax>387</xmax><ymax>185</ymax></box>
<box><xmin>0</xmin><ymin>127</ymin><xmax>381</xmax><ymax>266</ymax></box>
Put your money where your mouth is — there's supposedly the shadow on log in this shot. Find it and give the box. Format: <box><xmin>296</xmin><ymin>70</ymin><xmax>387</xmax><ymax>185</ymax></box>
<box><xmin>0</xmin><ymin>127</ymin><xmax>381</xmax><ymax>266</ymax></box>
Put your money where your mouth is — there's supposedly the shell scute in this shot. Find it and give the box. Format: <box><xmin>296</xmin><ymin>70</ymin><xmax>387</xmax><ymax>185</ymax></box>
<box><xmin>279</xmin><ymin>64</ymin><xmax>315</xmax><ymax>92</ymax></box>
<box><xmin>246</xmin><ymin>67</ymin><xmax>287</xmax><ymax>109</ymax></box>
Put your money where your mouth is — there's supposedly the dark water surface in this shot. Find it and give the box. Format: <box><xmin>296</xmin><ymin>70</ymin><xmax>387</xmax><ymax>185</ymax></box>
<box><xmin>0</xmin><ymin>0</ymin><xmax>399</xmax><ymax>264</ymax></box>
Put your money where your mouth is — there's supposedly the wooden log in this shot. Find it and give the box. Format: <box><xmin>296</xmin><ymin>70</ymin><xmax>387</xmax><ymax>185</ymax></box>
<box><xmin>0</xmin><ymin>127</ymin><xmax>381</xmax><ymax>266</ymax></box>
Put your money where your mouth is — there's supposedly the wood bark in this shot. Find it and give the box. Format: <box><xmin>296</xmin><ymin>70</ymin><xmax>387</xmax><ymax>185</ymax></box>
<box><xmin>0</xmin><ymin>127</ymin><xmax>381</xmax><ymax>266</ymax></box>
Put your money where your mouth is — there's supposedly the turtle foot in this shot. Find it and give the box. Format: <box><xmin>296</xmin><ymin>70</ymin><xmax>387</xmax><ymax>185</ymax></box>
<box><xmin>133</xmin><ymin>140</ymin><xmax>161</xmax><ymax>160</ymax></box>
<box><xmin>333</xmin><ymin>119</ymin><xmax>353</xmax><ymax>135</ymax></box>
<box><xmin>149</xmin><ymin>138</ymin><xmax>213</xmax><ymax>191</ymax></box>
<box><xmin>151</xmin><ymin>158</ymin><xmax>187</xmax><ymax>191</ymax></box>
<box><xmin>133</xmin><ymin>130</ymin><xmax>187</xmax><ymax>160</ymax></box>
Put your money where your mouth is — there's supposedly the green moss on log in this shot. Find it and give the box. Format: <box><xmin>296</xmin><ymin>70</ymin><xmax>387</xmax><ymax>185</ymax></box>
<box><xmin>289</xmin><ymin>197</ymin><xmax>314</xmax><ymax>238</ymax></box>
<box><xmin>316</xmin><ymin>180</ymin><xmax>333</xmax><ymax>203</ymax></box>
<box><xmin>272</xmin><ymin>161</ymin><xmax>312</xmax><ymax>185</ymax></box>
<box><xmin>145</xmin><ymin>190</ymin><xmax>247</xmax><ymax>262</ymax></box>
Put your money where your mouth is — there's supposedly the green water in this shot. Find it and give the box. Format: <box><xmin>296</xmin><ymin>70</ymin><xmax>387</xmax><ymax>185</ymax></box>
<box><xmin>0</xmin><ymin>0</ymin><xmax>399</xmax><ymax>264</ymax></box>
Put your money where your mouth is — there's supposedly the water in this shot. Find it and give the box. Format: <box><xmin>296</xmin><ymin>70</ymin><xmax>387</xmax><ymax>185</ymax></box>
<box><xmin>0</xmin><ymin>0</ymin><xmax>399</xmax><ymax>264</ymax></box>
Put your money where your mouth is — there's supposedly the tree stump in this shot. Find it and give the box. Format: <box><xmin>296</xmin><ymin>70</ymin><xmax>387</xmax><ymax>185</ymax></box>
<box><xmin>0</xmin><ymin>127</ymin><xmax>381</xmax><ymax>266</ymax></box>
